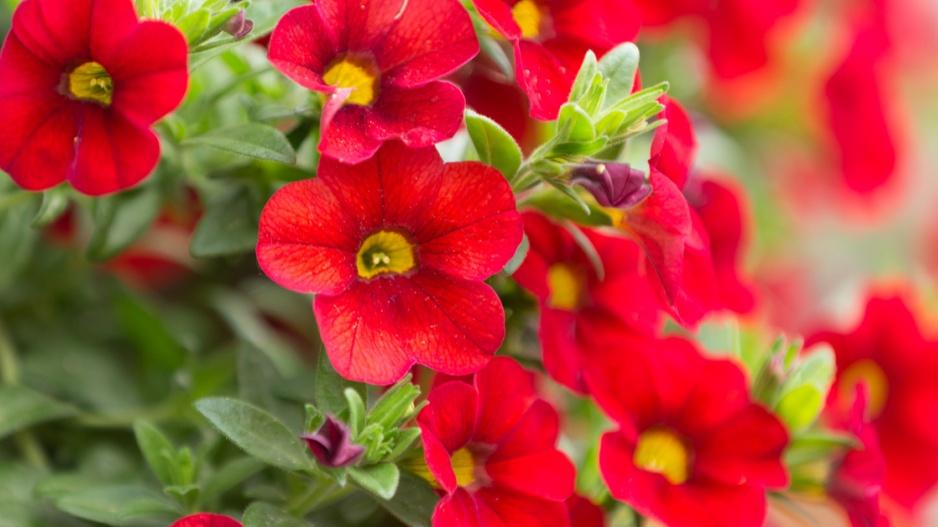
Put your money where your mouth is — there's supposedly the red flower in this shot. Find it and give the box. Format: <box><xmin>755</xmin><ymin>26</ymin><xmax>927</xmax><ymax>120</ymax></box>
<box><xmin>585</xmin><ymin>334</ymin><xmax>789</xmax><ymax>527</ymax></box>
<box><xmin>513</xmin><ymin>211</ymin><xmax>661</xmax><ymax>392</ymax></box>
<box><xmin>416</xmin><ymin>356</ymin><xmax>576</xmax><ymax>526</ymax></box>
<box><xmin>267</xmin><ymin>0</ymin><xmax>478</xmax><ymax>164</ymax></box>
<box><xmin>0</xmin><ymin>0</ymin><xmax>188</xmax><ymax>196</ymax></box>
<box><xmin>634</xmin><ymin>0</ymin><xmax>798</xmax><ymax>78</ymax></box>
<box><xmin>472</xmin><ymin>0</ymin><xmax>641</xmax><ymax>120</ymax></box>
<box><xmin>256</xmin><ymin>141</ymin><xmax>523</xmax><ymax>384</ymax></box>
<box><xmin>808</xmin><ymin>294</ymin><xmax>938</xmax><ymax>509</ymax></box>
<box><xmin>170</xmin><ymin>514</ymin><xmax>242</xmax><ymax>527</ymax></box>
<box><xmin>566</xmin><ymin>494</ymin><xmax>606</xmax><ymax>527</ymax></box>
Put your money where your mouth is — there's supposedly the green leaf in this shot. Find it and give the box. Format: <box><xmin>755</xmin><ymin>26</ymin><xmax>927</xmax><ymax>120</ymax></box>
<box><xmin>116</xmin><ymin>294</ymin><xmax>187</xmax><ymax>371</ymax></box>
<box><xmin>0</xmin><ymin>385</ymin><xmax>77</xmax><ymax>440</ymax></box>
<box><xmin>177</xmin><ymin>8</ymin><xmax>210</xmax><ymax>45</ymax></box>
<box><xmin>349</xmin><ymin>463</ymin><xmax>400</xmax><ymax>500</ymax></box>
<box><xmin>133</xmin><ymin>422</ymin><xmax>177</xmax><ymax>487</ymax></box>
<box><xmin>0</xmin><ymin>191</ymin><xmax>40</xmax><ymax>290</ymax></box>
<box><xmin>243</xmin><ymin>502</ymin><xmax>313</xmax><ymax>527</ymax></box>
<box><xmin>550</xmin><ymin>137</ymin><xmax>608</xmax><ymax>157</ymax></box>
<box><xmin>556</xmin><ymin>104</ymin><xmax>595</xmax><ymax>143</ymax></box>
<box><xmin>54</xmin><ymin>486</ymin><xmax>180</xmax><ymax>527</ymax></box>
<box><xmin>194</xmin><ymin>397</ymin><xmax>313</xmax><ymax>473</ymax></box>
<box><xmin>776</xmin><ymin>385</ymin><xmax>824</xmax><ymax>433</ymax></box>
<box><xmin>385</xmin><ymin>427</ymin><xmax>421</xmax><ymax>461</ymax></box>
<box><xmin>524</xmin><ymin>187</ymin><xmax>613</xmax><ymax>228</ymax></box>
<box><xmin>183</xmin><ymin>123</ymin><xmax>297</xmax><ymax>164</ymax></box>
<box><xmin>315</xmin><ymin>351</ymin><xmax>356</xmax><ymax>416</ymax></box>
<box><xmin>344</xmin><ymin>388</ymin><xmax>366</xmax><ymax>438</ymax></box>
<box><xmin>202</xmin><ymin>457</ymin><xmax>266</xmax><ymax>501</ymax></box>
<box><xmin>502</xmin><ymin>234</ymin><xmax>529</xmax><ymax>275</ymax></box>
<box><xmin>774</xmin><ymin>344</ymin><xmax>836</xmax><ymax>433</ymax></box>
<box><xmin>188</xmin><ymin>1</ymin><xmax>305</xmax><ymax>69</ymax></box>
<box><xmin>598</xmin><ymin>42</ymin><xmax>640</xmax><ymax>111</ymax></box>
<box><xmin>568</xmin><ymin>51</ymin><xmax>598</xmax><ymax>104</ymax></box>
<box><xmin>371</xmin><ymin>470</ymin><xmax>438</xmax><ymax>527</ymax></box>
<box><xmin>477</xmin><ymin>33</ymin><xmax>514</xmax><ymax>82</ymax></box>
<box><xmin>464</xmin><ymin>109</ymin><xmax>523</xmax><ymax>179</ymax></box>
<box><xmin>86</xmin><ymin>185</ymin><xmax>162</xmax><ymax>261</ymax></box>
<box><xmin>31</xmin><ymin>188</ymin><xmax>69</xmax><ymax>228</ymax></box>
<box><xmin>366</xmin><ymin>374</ymin><xmax>421</xmax><ymax>431</ymax></box>
<box><xmin>189</xmin><ymin>186</ymin><xmax>259</xmax><ymax>258</ymax></box>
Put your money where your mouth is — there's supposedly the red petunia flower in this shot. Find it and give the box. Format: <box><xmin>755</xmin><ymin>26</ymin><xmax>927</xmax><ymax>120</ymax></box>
<box><xmin>416</xmin><ymin>356</ymin><xmax>576</xmax><ymax>527</ymax></box>
<box><xmin>256</xmin><ymin>141</ymin><xmax>523</xmax><ymax>384</ymax></box>
<box><xmin>807</xmin><ymin>294</ymin><xmax>938</xmax><ymax>509</ymax></box>
<box><xmin>634</xmin><ymin>0</ymin><xmax>799</xmax><ymax>79</ymax></box>
<box><xmin>472</xmin><ymin>0</ymin><xmax>641</xmax><ymax>120</ymax></box>
<box><xmin>513</xmin><ymin>211</ymin><xmax>661</xmax><ymax>393</ymax></box>
<box><xmin>267</xmin><ymin>0</ymin><xmax>478</xmax><ymax>164</ymax></box>
<box><xmin>585</xmin><ymin>334</ymin><xmax>789</xmax><ymax>527</ymax></box>
<box><xmin>170</xmin><ymin>513</ymin><xmax>242</xmax><ymax>527</ymax></box>
<box><xmin>566</xmin><ymin>494</ymin><xmax>606</xmax><ymax>527</ymax></box>
<box><xmin>0</xmin><ymin>0</ymin><xmax>188</xmax><ymax>196</ymax></box>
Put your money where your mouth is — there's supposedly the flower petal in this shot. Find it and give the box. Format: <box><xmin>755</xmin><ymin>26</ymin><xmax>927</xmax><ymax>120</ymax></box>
<box><xmin>318</xmin><ymin>104</ymin><xmax>384</xmax><ymax>164</ymax></box>
<box><xmin>316</xmin><ymin>0</ymin><xmax>404</xmax><ymax>54</ymax></box>
<box><xmin>514</xmin><ymin>41</ymin><xmax>570</xmax><ymax>121</ymax></box>
<box><xmin>89</xmin><ymin>0</ymin><xmax>138</xmax><ymax>62</ymax></box>
<box><xmin>13</xmin><ymin>0</ymin><xmax>89</xmax><ymax>66</ymax></box>
<box><xmin>367</xmin><ymin>80</ymin><xmax>466</xmax><ymax>149</ymax></box>
<box><xmin>0</xmin><ymin>92</ymin><xmax>74</xmax><ymax>191</ymax></box>
<box><xmin>473</xmin><ymin>356</ymin><xmax>537</xmax><ymax>445</ymax></box>
<box><xmin>0</xmin><ymin>32</ymin><xmax>60</xmax><ymax>96</ymax></box>
<box><xmin>268</xmin><ymin>4</ymin><xmax>338</xmax><ymax>93</ymax></box>
<box><xmin>475</xmin><ymin>487</ymin><xmax>570</xmax><ymax>527</ymax></box>
<box><xmin>470</xmin><ymin>0</ymin><xmax>522</xmax><ymax>41</ymax></box>
<box><xmin>650</xmin><ymin>97</ymin><xmax>697</xmax><ymax>190</ymax></box>
<box><xmin>69</xmin><ymin>105</ymin><xmax>159</xmax><ymax>195</ymax></box>
<box><xmin>434</xmin><ymin>488</ymin><xmax>485</xmax><ymax>527</ymax></box>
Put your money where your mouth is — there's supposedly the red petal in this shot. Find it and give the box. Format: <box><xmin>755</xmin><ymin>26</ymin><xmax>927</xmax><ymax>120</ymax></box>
<box><xmin>69</xmin><ymin>106</ymin><xmax>159</xmax><ymax>195</ymax></box>
<box><xmin>268</xmin><ymin>5</ymin><xmax>338</xmax><ymax>93</ymax></box>
<box><xmin>315</xmin><ymin>272</ymin><xmax>501</xmax><ymax>384</ymax></box>
<box><xmin>471</xmin><ymin>0</ymin><xmax>522</xmax><ymax>41</ymax></box>
<box><xmin>706</xmin><ymin>0</ymin><xmax>797</xmax><ymax>79</ymax></box>
<box><xmin>539</xmin><ymin>308</ymin><xmax>587</xmax><ymax>393</ymax></box>
<box><xmin>566</xmin><ymin>495</ymin><xmax>605</xmax><ymax>527</ymax></box>
<box><xmin>474</xmin><ymin>356</ymin><xmax>537</xmax><ymax>445</ymax></box>
<box><xmin>419</xmin><ymin>380</ymin><xmax>480</xmax><ymax>492</ymax></box>
<box><xmin>256</xmin><ymin>180</ymin><xmax>359</xmax><ymax>296</ymax></box>
<box><xmin>677</xmin><ymin>357</ymin><xmax>750</xmax><ymax>436</ymax></box>
<box><xmin>380</xmin><ymin>0</ymin><xmax>479</xmax><ymax>88</ymax></box>
<box><xmin>422</xmin><ymin>428</ymin><xmax>459</xmax><ymax>493</ymax></box>
<box><xmin>0</xmin><ymin>87</ymin><xmax>73</xmax><ymax>191</ymax></box>
<box><xmin>694</xmin><ymin>405</ymin><xmax>790</xmax><ymax>489</ymax></box>
<box><xmin>89</xmin><ymin>0</ymin><xmax>138</xmax><ymax>62</ymax></box>
<box><xmin>0</xmin><ymin>32</ymin><xmax>60</xmax><ymax>96</ymax></box>
<box><xmin>547</xmin><ymin>0</ymin><xmax>641</xmax><ymax>68</ymax></box>
<box><xmin>434</xmin><ymin>488</ymin><xmax>485</xmax><ymax>527</ymax></box>
<box><xmin>415</xmin><ymin>161</ymin><xmax>523</xmax><ymax>281</ymax></box>
<box><xmin>621</xmin><ymin>168</ymin><xmax>692</xmax><ymax>314</ymax></box>
<box><xmin>316</xmin><ymin>0</ymin><xmax>405</xmax><ymax>54</ymax></box>
<box><xmin>106</xmin><ymin>21</ymin><xmax>189</xmax><ymax>125</ymax></box>
<box><xmin>12</xmin><ymin>0</ymin><xmax>89</xmax><ymax>66</ymax></box>
<box><xmin>512</xmin><ymin>211</ymin><xmax>574</xmax><ymax>301</ymax></box>
<box><xmin>514</xmin><ymin>41</ymin><xmax>570</xmax><ymax>121</ymax></box>
<box><xmin>170</xmin><ymin>513</ymin><xmax>243</xmax><ymax>527</ymax></box>
<box><xmin>368</xmin><ymin>80</ymin><xmax>466</xmax><ymax>149</ymax></box>
<box><xmin>650</xmin><ymin>97</ymin><xmax>697</xmax><ymax>190</ymax></box>
<box><xmin>475</xmin><ymin>487</ymin><xmax>570</xmax><ymax>527</ymax></box>
<box><xmin>318</xmin><ymin>104</ymin><xmax>383</xmax><ymax>164</ymax></box>
<box><xmin>669</xmin><ymin>211</ymin><xmax>720</xmax><ymax>326</ymax></box>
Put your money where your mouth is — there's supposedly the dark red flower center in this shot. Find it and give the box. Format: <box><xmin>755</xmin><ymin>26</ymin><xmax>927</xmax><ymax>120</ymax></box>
<box><xmin>547</xmin><ymin>263</ymin><xmax>587</xmax><ymax>310</ymax></box>
<box><xmin>323</xmin><ymin>56</ymin><xmax>379</xmax><ymax>106</ymax></box>
<box><xmin>839</xmin><ymin>359</ymin><xmax>889</xmax><ymax>419</ymax></box>
<box><xmin>633</xmin><ymin>428</ymin><xmax>691</xmax><ymax>485</ymax></box>
<box><xmin>356</xmin><ymin>230</ymin><xmax>416</xmax><ymax>279</ymax></box>
<box><xmin>66</xmin><ymin>61</ymin><xmax>114</xmax><ymax>107</ymax></box>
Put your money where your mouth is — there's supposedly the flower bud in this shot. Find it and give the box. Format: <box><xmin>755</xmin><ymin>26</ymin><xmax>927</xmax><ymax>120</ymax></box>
<box><xmin>222</xmin><ymin>10</ymin><xmax>253</xmax><ymax>40</ymax></box>
<box><xmin>301</xmin><ymin>415</ymin><xmax>365</xmax><ymax>468</ymax></box>
<box><xmin>570</xmin><ymin>162</ymin><xmax>651</xmax><ymax>209</ymax></box>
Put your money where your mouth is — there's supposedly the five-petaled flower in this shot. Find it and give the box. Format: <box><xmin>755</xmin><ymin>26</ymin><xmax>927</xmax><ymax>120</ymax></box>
<box><xmin>256</xmin><ymin>141</ymin><xmax>523</xmax><ymax>384</ymax></box>
<box><xmin>0</xmin><ymin>0</ymin><xmax>188</xmax><ymax>196</ymax></box>
<box><xmin>585</xmin><ymin>334</ymin><xmax>789</xmax><ymax>527</ymax></box>
<box><xmin>170</xmin><ymin>513</ymin><xmax>243</xmax><ymax>527</ymax></box>
<box><xmin>416</xmin><ymin>356</ymin><xmax>576</xmax><ymax>526</ymax></box>
<box><xmin>471</xmin><ymin>0</ymin><xmax>640</xmax><ymax>120</ymax></box>
<box><xmin>267</xmin><ymin>0</ymin><xmax>479</xmax><ymax>164</ymax></box>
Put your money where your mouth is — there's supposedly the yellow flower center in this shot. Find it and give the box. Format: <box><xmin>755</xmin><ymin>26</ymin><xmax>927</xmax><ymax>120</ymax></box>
<box><xmin>450</xmin><ymin>447</ymin><xmax>477</xmax><ymax>487</ymax></box>
<box><xmin>67</xmin><ymin>61</ymin><xmax>114</xmax><ymax>106</ymax></box>
<box><xmin>839</xmin><ymin>359</ymin><xmax>889</xmax><ymax>419</ymax></box>
<box><xmin>633</xmin><ymin>429</ymin><xmax>691</xmax><ymax>485</ymax></box>
<box><xmin>323</xmin><ymin>57</ymin><xmax>378</xmax><ymax>106</ymax></box>
<box><xmin>356</xmin><ymin>230</ymin><xmax>416</xmax><ymax>279</ymax></box>
<box><xmin>512</xmin><ymin>0</ymin><xmax>542</xmax><ymax>39</ymax></box>
<box><xmin>547</xmin><ymin>263</ymin><xmax>586</xmax><ymax>310</ymax></box>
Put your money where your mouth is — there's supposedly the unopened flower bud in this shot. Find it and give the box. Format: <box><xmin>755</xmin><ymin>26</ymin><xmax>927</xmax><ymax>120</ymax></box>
<box><xmin>301</xmin><ymin>415</ymin><xmax>365</xmax><ymax>468</ymax></box>
<box><xmin>570</xmin><ymin>162</ymin><xmax>651</xmax><ymax>209</ymax></box>
<box><xmin>222</xmin><ymin>10</ymin><xmax>253</xmax><ymax>40</ymax></box>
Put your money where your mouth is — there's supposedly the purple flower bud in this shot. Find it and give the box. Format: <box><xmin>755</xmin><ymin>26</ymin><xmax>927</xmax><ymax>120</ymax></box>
<box><xmin>222</xmin><ymin>10</ymin><xmax>254</xmax><ymax>40</ymax></box>
<box><xmin>570</xmin><ymin>162</ymin><xmax>652</xmax><ymax>209</ymax></box>
<box><xmin>301</xmin><ymin>415</ymin><xmax>365</xmax><ymax>468</ymax></box>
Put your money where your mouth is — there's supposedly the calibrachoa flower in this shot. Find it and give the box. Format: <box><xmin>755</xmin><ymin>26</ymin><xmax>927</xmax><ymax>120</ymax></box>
<box><xmin>0</xmin><ymin>0</ymin><xmax>188</xmax><ymax>196</ymax></box>
<box><xmin>416</xmin><ymin>356</ymin><xmax>576</xmax><ymax>526</ymax></box>
<box><xmin>472</xmin><ymin>0</ymin><xmax>641</xmax><ymax>120</ymax></box>
<box><xmin>585</xmin><ymin>334</ymin><xmax>789</xmax><ymax>527</ymax></box>
<box><xmin>513</xmin><ymin>211</ymin><xmax>660</xmax><ymax>392</ymax></box>
<box><xmin>256</xmin><ymin>141</ymin><xmax>523</xmax><ymax>384</ymax></box>
<box><xmin>170</xmin><ymin>514</ymin><xmax>243</xmax><ymax>527</ymax></box>
<box><xmin>301</xmin><ymin>414</ymin><xmax>365</xmax><ymax>468</ymax></box>
<box><xmin>808</xmin><ymin>294</ymin><xmax>938</xmax><ymax>509</ymax></box>
<box><xmin>267</xmin><ymin>0</ymin><xmax>478</xmax><ymax>164</ymax></box>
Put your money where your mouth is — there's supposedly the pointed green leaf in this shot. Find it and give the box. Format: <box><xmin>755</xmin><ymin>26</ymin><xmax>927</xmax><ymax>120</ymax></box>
<box><xmin>464</xmin><ymin>109</ymin><xmax>523</xmax><ymax>179</ymax></box>
<box><xmin>349</xmin><ymin>463</ymin><xmax>400</xmax><ymax>500</ymax></box>
<box><xmin>598</xmin><ymin>42</ymin><xmax>640</xmax><ymax>111</ymax></box>
<box><xmin>54</xmin><ymin>486</ymin><xmax>180</xmax><ymax>527</ymax></box>
<box><xmin>0</xmin><ymin>385</ymin><xmax>77</xmax><ymax>440</ymax></box>
<box><xmin>183</xmin><ymin>123</ymin><xmax>296</xmax><ymax>164</ymax></box>
<box><xmin>31</xmin><ymin>188</ymin><xmax>69</xmax><ymax>228</ymax></box>
<box><xmin>87</xmin><ymin>185</ymin><xmax>162</xmax><ymax>261</ymax></box>
<box><xmin>189</xmin><ymin>186</ymin><xmax>260</xmax><ymax>258</ymax></box>
<box><xmin>568</xmin><ymin>51</ymin><xmax>598</xmax><ymax>104</ymax></box>
<box><xmin>243</xmin><ymin>502</ymin><xmax>313</xmax><ymax>527</ymax></box>
<box><xmin>133</xmin><ymin>422</ymin><xmax>177</xmax><ymax>487</ymax></box>
<box><xmin>371</xmin><ymin>470</ymin><xmax>438</xmax><ymax>527</ymax></box>
<box><xmin>315</xmin><ymin>351</ymin><xmax>356</xmax><ymax>415</ymax></box>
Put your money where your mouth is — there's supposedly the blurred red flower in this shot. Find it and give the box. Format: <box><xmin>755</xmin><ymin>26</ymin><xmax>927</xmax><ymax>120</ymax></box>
<box><xmin>585</xmin><ymin>334</ymin><xmax>789</xmax><ymax>527</ymax></box>
<box><xmin>0</xmin><ymin>0</ymin><xmax>188</xmax><ymax>196</ymax></box>
<box><xmin>513</xmin><ymin>211</ymin><xmax>661</xmax><ymax>393</ymax></box>
<box><xmin>417</xmin><ymin>356</ymin><xmax>576</xmax><ymax>526</ymax></box>
<box><xmin>471</xmin><ymin>0</ymin><xmax>640</xmax><ymax>120</ymax></box>
<box><xmin>267</xmin><ymin>0</ymin><xmax>478</xmax><ymax>164</ymax></box>
<box><xmin>808</xmin><ymin>294</ymin><xmax>938</xmax><ymax>509</ymax></box>
<box><xmin>256</xmin><ymin>141</ymin><xmax>523</xmax><ymax>384</ymax></box>
<box><xmin>170</xmin><ymin>514</ymin><xmax>242</xmax><ymax>527</ymax></box>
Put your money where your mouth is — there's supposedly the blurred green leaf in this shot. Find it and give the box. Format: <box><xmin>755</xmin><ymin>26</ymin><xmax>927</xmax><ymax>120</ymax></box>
<box><xmin>501</xmin><ymin>234</ymin><xmax>529</xmax><ymax>275</ymax></box>
<box><xmin>54</xmin><ymin>486</ymin><xmax>180</xmax><ymax>527</ymax></box>
<box><xmin>195</xmin><ymin>397</ymin><xmax>313</xmax><ymax>473</ymax></box>
<box><xmin>86</xmin><ymin>186</ymin><xmax>162</xmax><ymax>261</ymax></box>
<box><xmin>202</xmin><ymin>457</ymin><xmax>265</xmax><ymax>501</ymax></box>
<box><xmin>370</xmin><ymin>470</ymin><xmax>437</xmax><ymax>527</ymax></box>
<box><xmin>0</xmin><ymin>191</ymin><xmax>40</xmax><ymax>290</ymax></box>
<box><xmin>597</xmin><ymin>43</ymin><xmax>640</xmax><ymax>112</ymax></box>
<box><xmin>183</xmin><ymin>123</ymin><xmax>297</xmax><ymax>164</ymax></box>
<box><xmin>465</xmin><ymin>109</ymin><xmax>523</xmax><ymax>179</ymax></box>
<box><xmin>0</xmin><ymin>385</ymin><xmax>77</xmax><ymax>440</ymax></box>
<box><xmin>190</xmin><ymin>186</ymin><xmax>259</xmax><ymax>258</ymax></box>
<box><xmin>177</xmin><ymin>8</ymin><xmax>210</xmax><ymax>44</ymax></box>
<box><xmin>243</xmin><ymin>502</ymin><xmax>312</xmax><ymax>527</ymax></box>
<box><xmin>116</xmin><ymin>294</ymin><xmax>188</xmax><ymax>371</ymax></box>
<box><xmin>132</xmin><ymin>422</ymin><xmax>176</xmax><ymax>487</ymax></box>
<box><xmin>31</xmin><ymin>188</ymin><xmax>70</xmax><ymax>228</ymax></box>
<box><xmin>315</xmin><ymin>351</ymin><xmax>355</xmax><ymax>416</ymax></box>
<box><xmin>349</xmin><ymin>463</ymin><xmax>399</xmax><ymax>501</ymax></box>
<box><xmin>774</xmin><ymin>344</ymin><xmax>836</xmax><ymax>434</ymax></box>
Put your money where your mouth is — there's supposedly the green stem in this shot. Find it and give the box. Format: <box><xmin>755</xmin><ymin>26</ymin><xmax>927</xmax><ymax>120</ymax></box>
<box><xmin>0</xmin><ymin>318</ymin><xmax>51</xmax><ymax>471</ymax></box>
<box><xmin>0</xmin><ymin>189</ymin><xmax>35</xmax><ymax>212</ymax></box>
<box><xmin>0</xmin><ymin>319</ymin><xmax>18</xmax><ymax>384</ymax></box>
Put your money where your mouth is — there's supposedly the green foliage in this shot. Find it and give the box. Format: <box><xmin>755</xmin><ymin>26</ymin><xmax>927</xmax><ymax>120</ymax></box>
<box><xmin>183</xmin><ymin>123</ymin><xmax>297</xmax><ymax>164</ymax></box>
<box><xmin>465</xmin><ymin>109</ymin><xmax>523</xmax><ymax>179</ymax></box>
<box><xmin>243</xmin><ymin>502</ymin><xmax>313</xmax><ymax>527</ymax></box>
<box><xmin>87</xmin><ymin>185</ymin><xmax>162</xmax><ymax>261</ymax></box>
<box><xmin>0</xmin><ymin>385</ymin><xmax>76</xmax><ymax>440</ymax></box>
